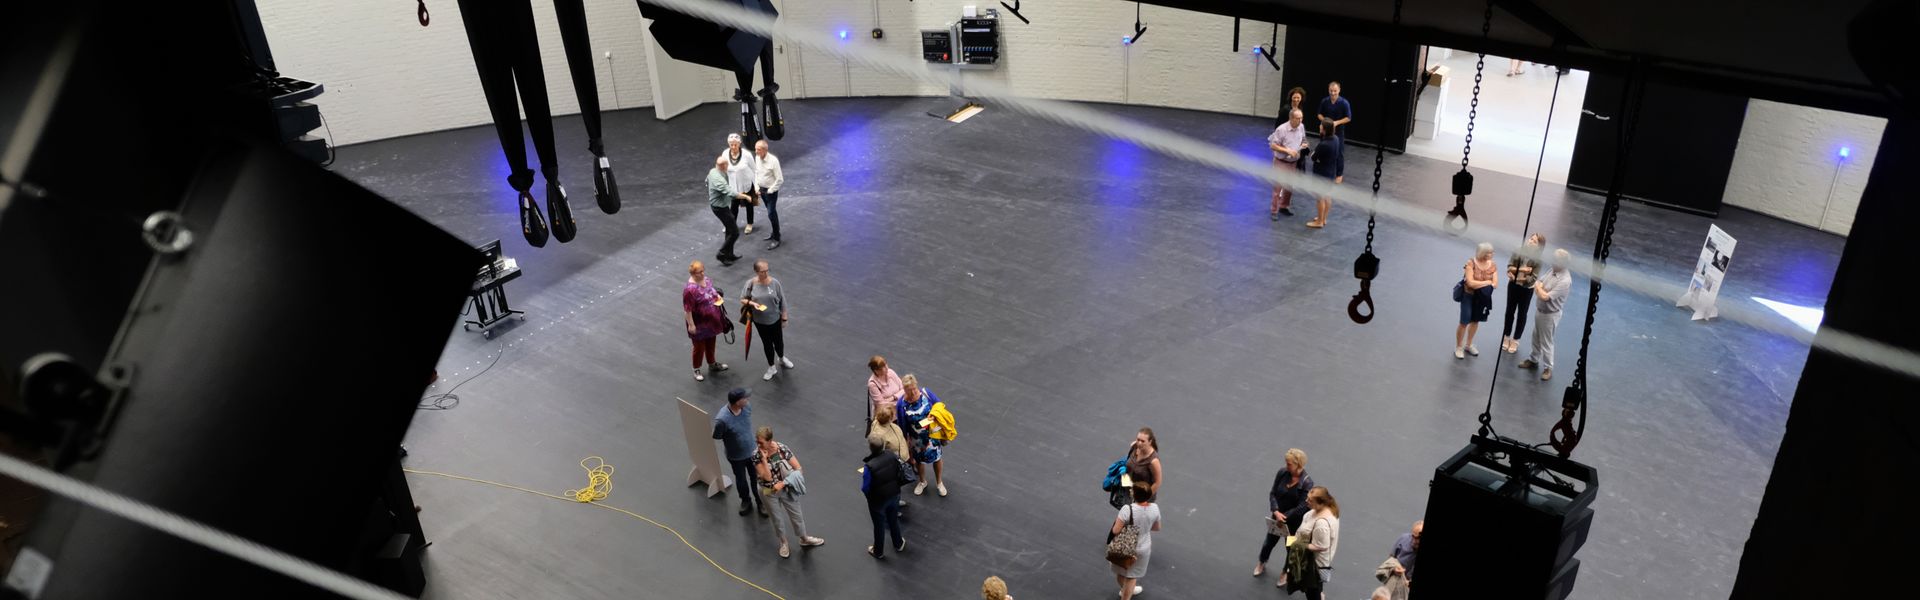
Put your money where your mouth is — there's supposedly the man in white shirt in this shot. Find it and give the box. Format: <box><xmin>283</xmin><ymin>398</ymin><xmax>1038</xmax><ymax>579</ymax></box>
<box><xmin>1520</xmin><ymin>249</ymin><xmax>1574</xmax><ymax>380</ymax></box>
<box><xmin>1267</xmin><ymin>108</ymin><xmax>1308</xmax><ymax>220</ymax></box>
<box><xmin>753</xmin><ymin>140</ymin><xmax>786</xmax><ymax>250</ymax></box>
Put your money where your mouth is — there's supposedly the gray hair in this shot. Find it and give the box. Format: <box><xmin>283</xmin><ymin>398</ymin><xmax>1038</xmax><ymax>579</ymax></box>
<box><xmin>1553</xmin><ymin>248</ymin><xmax>1571</xmax><ymax>267</ymax></box>
<box><xmin>726</xmin><ymin>133</ymin><xmax>742</xmax><ymax>143</ymax></box>
<box><xmin>1290</xmin><ymin>108</ymin><xmax>1303</xmax><ymax>119</ymax></box>
<box><xmin>1475</xmin><ymin>242</ymin><xmax>1494</xmax><ymax>258</ymax></box>
<box><xmin>714</xmin><ymin>155</ymin><xmax>728</xmax><ymax>167</ymax></box>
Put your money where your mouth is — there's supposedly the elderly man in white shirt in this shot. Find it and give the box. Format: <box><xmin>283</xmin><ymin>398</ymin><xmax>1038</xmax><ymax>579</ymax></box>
<box><xmin>721</xmin><ymin>133</ymin><xmax>760</xmax><ymax>234</ymax></box>
<box><xmin>753</xmin><ymin>140</ymin><xmax>786</xmax><ymax>250</ymax></box>
<box><xmin>1267</xmin><ymin>108</ymin><xmax>1308</xmax><ymax>220</ymax></box>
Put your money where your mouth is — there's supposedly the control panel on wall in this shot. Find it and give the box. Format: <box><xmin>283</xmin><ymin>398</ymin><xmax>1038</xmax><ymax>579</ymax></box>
<box><xmin>921</xmin><ymin>29</ymin><xmax>953</xmax><ymax>63</ymax></box>
<box><xmin>958</xmin><ymin>16</ymin><xmax>999</xmax><ymax>67</ymax></box>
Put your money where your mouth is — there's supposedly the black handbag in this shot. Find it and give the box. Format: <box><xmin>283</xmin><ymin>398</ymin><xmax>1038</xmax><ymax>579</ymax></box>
<box><xmin>1452</xmin><ymin>280</ymin><xmax>1465</xmax><ymax>302</ymax></box>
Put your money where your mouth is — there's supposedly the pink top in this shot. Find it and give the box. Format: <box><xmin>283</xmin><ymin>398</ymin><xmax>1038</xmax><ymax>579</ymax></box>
<box><xmin>683</xmin><ymin>277</ymin><xmax>723</xmax><ymax>340</ymax></box>
<box><xmin>867</xmin><ymin>368</ymin><xmax>903</xmax><ymax>414</ymax></box>
<box><xmin>1466</xmin><ymin>258</ymin><xmax>1498</xmax><ymax>288</ymax></box>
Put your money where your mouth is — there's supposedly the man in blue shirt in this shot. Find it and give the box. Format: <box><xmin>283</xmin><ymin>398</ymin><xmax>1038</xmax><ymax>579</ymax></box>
<box><xmin>1388</xmin><ymin>520</ymin><xmax>1421</xmax><ymax>582</ymax></box>
<box><xmin>1307</xmin><ymin>123</ymin><xmax>1344</xmax><ymax>229</ymax></box>
<box><xmin>713</xmin><ymin>387</ymin><xmax>763</xmax><ymax>516</ymax></box>
<box><xmin>1317</xmin><ymin>80</ymin><xmax>1353</xmax><ymax>140</ymax></box>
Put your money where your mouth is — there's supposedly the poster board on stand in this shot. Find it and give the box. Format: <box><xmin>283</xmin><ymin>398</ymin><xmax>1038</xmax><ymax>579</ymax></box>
<box><xmin>679</xmin><ymin>397</ymin><xmax>731</xmax><ymax>497</ymax></box>
<box><xmin>1677</xmin><ymin>224</ymin><xmax>1736</xmax><ymax>320</ymax></box>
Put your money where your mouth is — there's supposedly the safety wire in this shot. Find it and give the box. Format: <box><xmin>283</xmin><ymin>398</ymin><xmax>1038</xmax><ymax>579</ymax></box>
<box><xmin>1477</xmin><ymin>59</ymin><xmax>1565</xmax><ymax>437</ymax></box>
<box><xmin>1555</xmin><ymin>67</ymin><xmax>1646</xmax><ymax>458</ymax></box>
<box><xmin>1469</xmin><ymin>0</ymin><xmax>1498</xmax><ymax>439</ymax></box>
<box><xmin>405</xmin><ymin>458</ymin><xmax>786</xmax><ymax>600</ymax></box>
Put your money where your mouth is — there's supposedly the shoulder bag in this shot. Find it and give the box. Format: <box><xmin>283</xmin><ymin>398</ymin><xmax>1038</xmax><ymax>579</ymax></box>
<box><xmin>1105</xmin><ymin>506</ymin><xmax>1141</xmax><ymax>569</ymax></box>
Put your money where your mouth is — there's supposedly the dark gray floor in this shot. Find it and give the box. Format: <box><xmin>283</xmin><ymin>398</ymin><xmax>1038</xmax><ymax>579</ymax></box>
<box><xmin>331</xmin><ymin>98</ymin><xmax>1843</xmax><ymax>599</ymax></box>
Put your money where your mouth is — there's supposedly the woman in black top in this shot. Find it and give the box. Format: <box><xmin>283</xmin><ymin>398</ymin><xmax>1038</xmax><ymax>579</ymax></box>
<box><xmin>1254</xmin><ymin>448</ymin><xmax>1315</xmax><ymax>587</ymax></box>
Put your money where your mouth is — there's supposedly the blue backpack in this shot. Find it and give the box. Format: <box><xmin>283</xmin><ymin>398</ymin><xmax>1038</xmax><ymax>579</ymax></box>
<box><xmin>1103</xmin><ymin>457</ymin><xmax>1129</xmax><ymax>492</ymax></box>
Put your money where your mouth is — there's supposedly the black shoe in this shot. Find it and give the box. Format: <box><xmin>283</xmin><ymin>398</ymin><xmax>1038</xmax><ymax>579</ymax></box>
<box><xmin>764</xmin><ymin>233</ymin><xmax>778</xmax><ymax>241</ymax></box>
<box><xmin>547</xmin><ymin>180</ymin><xmax>577</xmax><ymax>244</ymax></box>
<box><xmin>1279</xmin><ymin>207</ymin><xmax>1294</xmax><ymax>216</ymax></box>
<box><xmin>739</xmin><ymin>504</ymin><xmax>753</xmax><ymax>516</ymax></box>
<box><xmin>766</xmin><ymin>240</ymin><xmax>781</xmax><ymax>251</ymax></box>
<box><xmin>518</xmin><ymin>190</ymin><xmax>549</xmax><ymax>248</ymax></box>
<box><xmin>593</xmin><ymin>155</ymin><xmax>620</xmax><ymax>214</ymax></box>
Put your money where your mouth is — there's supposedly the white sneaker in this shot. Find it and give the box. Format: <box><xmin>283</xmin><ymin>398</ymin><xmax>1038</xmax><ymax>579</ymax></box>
<box><xmin>1120</xmin><ymin>585</ymin><xmax>1143</xmax><ymax>596</ymax></box>
<box><xmin>913</xmin><ymin>481</ymin><xmax>928</xmax><ymax>496</ymax></box>
<box><xmin>1467</xmin><ymin>344</ymin><xmax>1480</xmax><ymax>356</ymax></box>
<box><xmin>1454</xmin><ymin>347</ymin><xmax>1465</xmax><ymax>359</ymax></box>
<box><xmin>694</xmin><ymin>369</ymin><xmax>706</xmax><ymax>381</ymax></box>
<box><xmin>937</xmin><ymin>482</ymin><xmax>948</xmax><ymax>497</ymax></box>
<box><xmin>763</xmin><ymin>365</ymin><xmax>779</xmax><ymax>381</ymax></box>
<box><xmin>780</xmin><ymin>356</ymin><xmax>794</xmax><ymax>369</ymax></box>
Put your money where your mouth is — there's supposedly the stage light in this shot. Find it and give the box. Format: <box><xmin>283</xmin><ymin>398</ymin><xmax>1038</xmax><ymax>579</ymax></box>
<box><xmin>1000</xmin><ymin>0</ymin><xmax>1030</xmax><ymax>24</ymax></box>
<box><xmin>1839</xmin><ymin>146</ymin><xmax>1851</xmax><ymax>159</ymax></box>
<box><xmin>1123</xmin><ymin>35</ymin><xmax>1133</xmax><ymax>45</ymax></box>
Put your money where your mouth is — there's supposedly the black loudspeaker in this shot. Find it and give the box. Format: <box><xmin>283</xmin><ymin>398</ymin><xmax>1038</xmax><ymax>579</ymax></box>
<box><xmin>1412</xmin><ymin>436</ymin><xmax>1597</xmax><ymax>600</ymax></box>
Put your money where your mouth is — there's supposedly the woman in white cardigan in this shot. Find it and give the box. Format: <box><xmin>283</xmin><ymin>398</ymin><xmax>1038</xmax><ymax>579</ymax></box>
<box><xmin>1297</xmin><ymin>486</ymin><xmax>1342</xmax><ymax>600</ymax></box>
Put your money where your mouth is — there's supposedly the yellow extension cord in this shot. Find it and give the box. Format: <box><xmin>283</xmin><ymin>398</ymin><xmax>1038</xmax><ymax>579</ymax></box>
<box><xmin>403</xmin><ymin>457</ymin><xmax>784</xmax><ymax>600</ymax></box>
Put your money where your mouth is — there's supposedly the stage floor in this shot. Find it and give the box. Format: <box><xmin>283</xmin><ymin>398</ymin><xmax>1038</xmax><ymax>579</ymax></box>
<box><xmin>328</xmin><ymin>98</ymin><xmax>1841</xmax><ymax>599</ymax></box>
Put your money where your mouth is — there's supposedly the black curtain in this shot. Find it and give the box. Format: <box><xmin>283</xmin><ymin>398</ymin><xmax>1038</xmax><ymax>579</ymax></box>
<box><xmin>1567</xmin><ymin>73</ymin><xmax>1746</xmax><ymax>215</ymax></box>
<box><xmin>1280</xmin><ymin>25</ymin><xmax>1419</xmax><ymax>152</ymax></box>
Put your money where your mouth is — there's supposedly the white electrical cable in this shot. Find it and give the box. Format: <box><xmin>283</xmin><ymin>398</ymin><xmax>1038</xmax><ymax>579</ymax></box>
<box><xmin>646</xmin><ymin>0</ymin><xmax>1920</xmax><ymax>381</ymax></box>
<box><xmin>0</xmin><ymin>452</ymin><xmax>409</xmax><ymax>600</ymax></box>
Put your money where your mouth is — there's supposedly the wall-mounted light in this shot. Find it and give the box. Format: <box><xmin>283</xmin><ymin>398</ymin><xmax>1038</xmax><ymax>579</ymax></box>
<box><xmin>838</xmin><ymin>30</ymin><xmax>849</xmax><ymax>40</ymax></box>
<box><xmin>1127</xmin><ymin>2</ymin><xmax>1147</xmax><ymax>45</ymax></box>
<box><xmin>1839</xmin><ymin>146</ymin><xmax>1851</xmax><ymax>160</ymax></box>
<box><xmin>1122</xmin><ymin>35</ymin><xmax>1133</xmax><ymax>45</ymax></box>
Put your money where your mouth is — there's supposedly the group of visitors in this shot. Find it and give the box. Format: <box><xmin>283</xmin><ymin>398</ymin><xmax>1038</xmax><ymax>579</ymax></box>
<box><xmin>681</xmin><ymin>259</ymin><xmax>793</xmax><ymax>382</ymax></box>
<box><xmin>861</xmin><ymin>356</ymin><xmax>959</xmax><ymax>556</ymax></box>
<box><xmin>706</xmin><ymin>135</ymin><xmax>786</xmax><ymax>267</ymax></box>
<box><xmin>1267</xmin><ymin>81</ymin><xmax>1350</xmax><ymax>228</ymax></box>
<box><xmin>1454</xmin><ymin>236</ymin><xmax>1575</xmax><ymax>380</ymax></box>
<box><xmin>677</xmin><ymin>93</ymin><xmax>1578</xmax><ymax>596</ymax></box>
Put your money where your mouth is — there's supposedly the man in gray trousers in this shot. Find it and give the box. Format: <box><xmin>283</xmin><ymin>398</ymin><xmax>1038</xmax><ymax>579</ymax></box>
<box><xmin>1519</xmin><ymin>249</ymin><xmax>1573</xmax><ymax>381</ymax></box>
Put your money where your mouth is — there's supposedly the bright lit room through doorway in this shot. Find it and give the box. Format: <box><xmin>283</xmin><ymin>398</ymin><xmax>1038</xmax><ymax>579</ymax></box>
<box><xmin>1405</xmin><ymin>47</ymin><xmax>1587</xmax><ymax>185</ymax></box>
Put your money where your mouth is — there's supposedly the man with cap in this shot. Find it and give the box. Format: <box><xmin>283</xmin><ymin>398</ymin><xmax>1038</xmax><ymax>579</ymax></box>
<box><xmin>713</xmin><ymin>387</ymin><xmax>764</xmax><ymax>516</ymax></box>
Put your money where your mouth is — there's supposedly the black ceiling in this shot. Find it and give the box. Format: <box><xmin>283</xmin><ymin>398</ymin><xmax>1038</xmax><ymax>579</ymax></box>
<box><xmin>1139</xmin><ymin>0</ymin><xmax>1910</xmax><ymax>117</ymax></box>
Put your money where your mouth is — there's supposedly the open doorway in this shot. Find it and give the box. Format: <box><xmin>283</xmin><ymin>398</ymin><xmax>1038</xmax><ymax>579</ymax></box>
<box><xmin>1403</xmin><ymin>47</ymin><xmax>1587</xmax><ymax>185</ymax></box>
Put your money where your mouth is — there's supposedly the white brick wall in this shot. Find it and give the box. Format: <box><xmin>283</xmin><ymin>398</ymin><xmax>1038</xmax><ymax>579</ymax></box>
<box><xmin>1722</xmin><ymin>99</ymin><xmax>1885</xmax><ymax>236</ymax></box>
<box><xmin>260</xmin><ymin>0</ymin><xmax>1289</xmax><ymax>145</ymax></box>
<box><xmin>259</xmin><ymin>0</ymin><xmax>658</xmax><ymax>146</ymax></box>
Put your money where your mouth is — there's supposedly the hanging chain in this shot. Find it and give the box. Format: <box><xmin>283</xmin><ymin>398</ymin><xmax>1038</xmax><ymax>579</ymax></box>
<box><xmin>1348</xmin><ymin>0</ymin><xmax>1403</xmax><ymax>325</ymax></box>
<box><xmin>1552</xmin><ymin>65</ymin><xmax>1647</xmax><ymax>458</ymax></box>
<box><xmin>1572</xmin><ymin>80</ymin><xmax>1640</xmax><ymax>393</ymax></box>
<box><xmin>1461</xmin><ymin>0</ymin><xmax>1492</xmax><ymax>171</ymax></box>
<box><xmin>1445</xmin><ymin>0</ymin><xmax>1493</xmax><ymax>236</ymax></box>
<box><xmin>1365</xmin><ymin>0</ymin><xmax>1404</xmax><ymax>254</ymax></box>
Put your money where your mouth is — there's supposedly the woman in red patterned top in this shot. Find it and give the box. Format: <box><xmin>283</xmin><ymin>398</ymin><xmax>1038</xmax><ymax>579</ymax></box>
<box><xmin>683</xmin><ymin>261</ymin><xmax>730</xmax><ymax>381</ymax></box>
